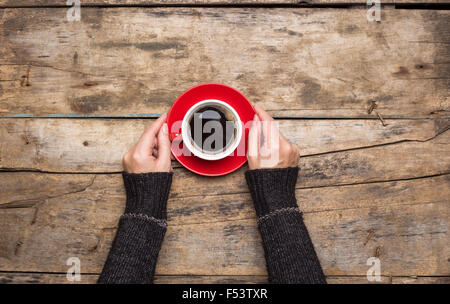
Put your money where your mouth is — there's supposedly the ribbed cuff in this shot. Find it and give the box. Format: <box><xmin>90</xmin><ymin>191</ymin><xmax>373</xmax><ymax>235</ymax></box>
<box><xmin>245</xmin><ymin>167</ymin><xmax>299</xmax><ymax>217</ymax></box>
<box><xmin>122</xmin><ymin>172</ymin><xmax>173</xmax><ymax>220</ymax></box>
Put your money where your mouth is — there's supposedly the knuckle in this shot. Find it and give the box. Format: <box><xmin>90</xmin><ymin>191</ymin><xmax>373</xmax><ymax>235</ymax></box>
<box><xmin>284</xmin><ymin>143</ymin><xmax>293</xmax><ymax>153</ymax></box>
<box><xmin>131</xmin><ymin>152</ymin><xmax>142</xmax><ymax>162</ymax></box>
<box><xmin>122</xmin><ymin>152</ymin><xmax>130</xmax><ymax>163</ymax></box>
<box><xmin>247</xmin><ymin>154</ymin><xmax>259</xmax><ymax>163</ymax></box>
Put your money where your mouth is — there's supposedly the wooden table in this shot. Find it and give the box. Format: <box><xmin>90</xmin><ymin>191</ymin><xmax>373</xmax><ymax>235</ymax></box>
<box><xmin>0</xmin><ymin>0</ymin><xmax>449</xmax><ymax>284</ymax></box>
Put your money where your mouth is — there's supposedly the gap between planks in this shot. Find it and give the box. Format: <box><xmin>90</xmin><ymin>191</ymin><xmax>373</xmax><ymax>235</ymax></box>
<box><xmin>0</xmin><ymin>171</ymin><xmax>448</xmax><ymax>201</ymax></box>
<box><xmin>0</xmin><ymin>125</ymin><xmax>448</xmax><ymax>175</ymax></box>
<box><xmin>0</xmin><ymin>270</ymin><xmax>447</xmax><ymax>278</ymax></box>
<box><xmin>0</xmin><ymin>271</ymin><xmax>448</xmax><ymax>284</ymax></box>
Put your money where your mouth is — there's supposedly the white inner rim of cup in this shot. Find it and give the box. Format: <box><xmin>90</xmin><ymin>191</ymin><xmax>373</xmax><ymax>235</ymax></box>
<box><xmin>181</xmin><ymin>99</ymin><xmax>243</xmax><ymax>161</ymax></box>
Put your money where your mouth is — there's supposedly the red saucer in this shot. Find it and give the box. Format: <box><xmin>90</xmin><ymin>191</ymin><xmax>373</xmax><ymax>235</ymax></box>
<box><xmin>167</xmin><ymin>83</ymin><xmax>255</xmax><ymax>176</ymax></box>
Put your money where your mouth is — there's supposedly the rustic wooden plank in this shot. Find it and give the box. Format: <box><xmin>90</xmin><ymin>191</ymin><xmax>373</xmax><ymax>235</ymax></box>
<box><xmin>2</xmin><ymin>171</ymin><xmax>449</xmax><ymax>225</ymax></box>
<box><xmin>392</xmin><ymin>276</ymin><xmax>450</xmax><ymax>284</ymax></box>
<box><xmin>0</xmin><ymin>272</ymin><xmax>267</xmax><ymax>284</ymax></box>
<box><xmin>0</xmin><ymin>272</ymin><xmax>99</xmax><ymax>284</ymax></box>
<box><xmin>1</xmin><ymin>1</ymin><xmax>449</xmax><ymax>8</ymax></box>
<box><xmin>9</xmin><ymin>272</ymin><xmax>433</xmax><ymax>284</ymax></box>
<box><xmin>157</xmin><ymin>275</ymin><xmax>396</xmax><ymax>284</ymax></box>
<box><xmin>1</xmin><ymin>119</ymin><xmax>449</xmax><ymax>196</ymax></box>
<box><xmin>0</xmin><ymin>118</ymin><xmax>447</xmax><ymax>173</ymax></box>
<box><xmin>2</xmin><ymin>272</ymin><xmax>447</xmax><ymax>284</ymax></box>
<box><xmin>2</xmin><ymin>272</ymin><xmax>448</xmax><ymax>284</ymax></box>
<box><xmin>0</xmin><ymin>8</ymin><xmax>448</xmax><ymax>118</ymax></box>
<box><xmin>1</xmin><ymin>173</ymin><xmax>448</xmax><ymax>276</ymax></box>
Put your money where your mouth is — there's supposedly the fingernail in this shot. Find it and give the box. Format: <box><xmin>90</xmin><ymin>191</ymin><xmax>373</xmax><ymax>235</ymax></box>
<box><xmin>163</xmin><ymin>123</ymin><xmax>169</xmax><ymax>134</ymax></box>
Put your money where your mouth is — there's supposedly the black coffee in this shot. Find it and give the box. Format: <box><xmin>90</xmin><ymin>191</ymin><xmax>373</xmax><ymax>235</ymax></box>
<box><xmin>189</xmin><ymin>106</ymin><xmax>235</xmax><ymax>153</ymax></box>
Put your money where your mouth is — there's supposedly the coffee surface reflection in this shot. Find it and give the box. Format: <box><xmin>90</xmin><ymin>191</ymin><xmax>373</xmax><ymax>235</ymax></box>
<box><xmin>189</xmin><ymin>106</ymin><xmax>236</xmax><ymax>153</ymax></box>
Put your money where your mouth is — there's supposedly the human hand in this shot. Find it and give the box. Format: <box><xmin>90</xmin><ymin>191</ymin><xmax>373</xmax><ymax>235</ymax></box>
<box><xmin>247</xmin><ymin>104</ymin><xmax>299</xmax><ymax>170</ymax></box>
<box><xmin>123</xmin><ymin>113</ymin><xmax>172</xmax><ymax>173</ymax></box>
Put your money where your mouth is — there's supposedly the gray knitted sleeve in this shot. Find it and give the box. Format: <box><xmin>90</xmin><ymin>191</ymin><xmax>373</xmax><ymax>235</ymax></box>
<box><xmin>98</xmin><ymin>172</ymin><xmax>172</xmax><ymax>284</ymax></box>
<box><xmin>245</xmin><ymin>167</ymin><xmax>327</xmax><ymax>284</ymax></box>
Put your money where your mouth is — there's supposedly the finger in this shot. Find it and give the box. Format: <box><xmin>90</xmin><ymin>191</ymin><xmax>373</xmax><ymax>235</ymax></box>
<box><xmin>254</xmin><ymin>104</ymin><xmax>274</xmax><ymax>122</ymax></box>
<box><xmin>254</xmin><ymin>104</ymin><xmax>278</xmax><ymax>149</ymax></box>
<box><xmin>280</xmin><ymin>133</ymin><xmax>299</xmax><ymax>158</ymax></box>
<box><xmin>261</xmin><ymin>117</ymin><xmax>281</xmax><ymax>150</ymax></box>
<box><xmin>247</xmin><ymin>114</ymin><xmax>260</xmax><ymax>158</ymax></box>
<box><xmin>157</xmin><ymin>122</ymin><xmax>171</xmax><ymax>164</ymax></box>
<box><xmin>279</xmin><ymin>131</ymin><xmax>289</xmax><ymax>145</ymax></box>
<box><xmin>135</xmin><ymin>113</ymin><xmax>167</xmax><ymax>152</ymax></box>
<box><xmin>170</xmin><ymin>136</ymin><xmax>183</xmax><ymax>158</ymax></box>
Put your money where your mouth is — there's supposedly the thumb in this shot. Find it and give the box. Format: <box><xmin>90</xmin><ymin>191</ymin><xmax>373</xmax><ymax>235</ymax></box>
<box><xmin>157</xmin><ymin>123</ymin><xmax>171</xmax><ymax>164</ymax></box>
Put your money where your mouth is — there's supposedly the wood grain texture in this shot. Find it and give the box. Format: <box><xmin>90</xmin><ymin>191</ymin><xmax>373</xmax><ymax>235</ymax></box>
<box><xmin>8</xmin><ymin>272</ymin><xmax>448</xmax><ymax>284</ymax></box>
<box><xmin>1</xmin><ymin>172</ymin><xmax>448</xmax><ymax>276</ymax></box>
<box><xmin>0</xmin><ymin>2</ymin><xmax>448</xmax><ymax>285</ymax></box>
<box><xmin>1</xmin><ymin>1</ymin><xmax>449</xmax><ymax>8</ymax></box>
<box><xmin>0</xmin><ymin>8</ymin><xmax>448</xmax><ymax>118</ymax></box>
<box><xmin>391</xmin><ymin>276</ymin><xmax>450</xmax><ymax>284</ymax></box>
<box><xmin>1</xmin><ymin>272</ymin><xmax>448</xmax><ymax>284</ymax></box>
<box><xmin>0</xmin><ymin>272</ymin><xmax>267</xmax><ymax>284</ymax></box>
<box><xmin>0</xmin><ymin>118</ymin><xmax>448</xmax><ymax>173</ymax></box>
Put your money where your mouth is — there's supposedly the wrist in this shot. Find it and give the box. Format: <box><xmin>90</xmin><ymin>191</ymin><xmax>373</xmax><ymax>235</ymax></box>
<box><xmin>245</xmin><ymin>167</ymin><xmax>299</xmax><ymax>217</ymax></box>
<box><xmin>122</xmin><ymin>172</ymin><xmax>173</xmax><ymax>220</ymax></box>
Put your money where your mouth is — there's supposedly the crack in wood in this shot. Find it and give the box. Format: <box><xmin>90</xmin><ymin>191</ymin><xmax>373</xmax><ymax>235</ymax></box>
<box><xmin>166</xmin><ymin>197</ymin><xmax>449</xmax><ymax>227</ymax></box>
<box><xmin>301</xmin><ymin>127</ymin><xmax>449</xmax><ymax>158</ymax></box>
<box><xmin>0</xmin><ymin>63</ymin><xmax>105</xmax><ymax>78</ymax></box>
<box><xmin>0</xmin><ymin>176</ymin><xmax>97</xmax><ymax>209</ymax></box>
<box><xmin>0</xmin><ymin>123</ymin><xmax>447</xmax><ymax>174</ymax></box>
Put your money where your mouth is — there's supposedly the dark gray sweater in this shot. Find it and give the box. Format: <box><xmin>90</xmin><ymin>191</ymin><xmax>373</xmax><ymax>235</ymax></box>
<box><xmin>98</xmin><ymin>167</ymin><xmax>326</xmax><ymax>284</ymax></box>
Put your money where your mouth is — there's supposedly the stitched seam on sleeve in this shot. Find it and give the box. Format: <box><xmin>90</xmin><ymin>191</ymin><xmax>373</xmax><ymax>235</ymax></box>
<box><xmin>257</xmin><ymin>207</ymin><xmax>302</xmax><ymax>224</ymax></box>
<box><xmin>121</xmin><ymin>213</ymin><xmax>167</xmax><ymax>228</ymax></box>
